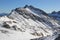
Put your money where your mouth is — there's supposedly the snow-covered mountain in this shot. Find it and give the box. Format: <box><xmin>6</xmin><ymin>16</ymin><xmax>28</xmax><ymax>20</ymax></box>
<box><xmin>49</xmin><ymin>11</ymin><xmax>60</xmax><ymax>20</ymax></box>
<box><xmin>0</xmin><ymin>5</ymin><xmax>60</xmax><ymax>40</ymax></box>
<box><xmin>0</xmin><ymin>13</ymin><xmax>9</xmax><ymax>17</ymax></box>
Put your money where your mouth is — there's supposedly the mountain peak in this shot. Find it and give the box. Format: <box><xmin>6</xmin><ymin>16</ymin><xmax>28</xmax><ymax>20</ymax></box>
<box><xmin>24</xmin><ymin>5</ymin><xmax>34</xmax><ymax>8</ymax></box>
<box><xmin>9</xmin><ymin>5</ymin><xmax>48</xmax><ymax>20</ymax></box>
<box><xmin>51</xmin><ymin>11</ymin><xmax>60</xmax><ymax>15</ymax></box>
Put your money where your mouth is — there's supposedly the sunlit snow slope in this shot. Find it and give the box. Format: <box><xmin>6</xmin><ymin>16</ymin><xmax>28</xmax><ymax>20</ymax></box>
<box><xmin>0</xmin><ymin>5</ymin><xmax>60</xmax><ymax>40</ymax></box>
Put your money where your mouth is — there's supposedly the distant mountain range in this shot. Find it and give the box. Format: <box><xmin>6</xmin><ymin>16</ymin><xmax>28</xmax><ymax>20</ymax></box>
<box><xmin>49</xmin><ymin>11</ymin><xmax>60</xmax><ymax>20</ymax></box>
<box><xmin>0</xmin><ymin>13</ymin><xmax>9</xmax><ymax>16</ymax></box>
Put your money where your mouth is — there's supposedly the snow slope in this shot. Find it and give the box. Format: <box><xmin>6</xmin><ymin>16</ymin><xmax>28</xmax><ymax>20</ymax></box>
<box><xmin>0</xmin><ymin>5</ymin><xmax>60</xmax><ymax>40</ymax></box>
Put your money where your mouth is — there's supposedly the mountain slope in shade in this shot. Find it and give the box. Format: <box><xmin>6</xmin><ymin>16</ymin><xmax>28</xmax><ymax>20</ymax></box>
<box><xmin>49</xmin><ymin>11</ymin><xmax>60</xmax><ymax>20</ymax></box>
<box><xmin>0</xmin><ymin>5</ymin><xmax>60</xmax><ymax>40</ymax></box>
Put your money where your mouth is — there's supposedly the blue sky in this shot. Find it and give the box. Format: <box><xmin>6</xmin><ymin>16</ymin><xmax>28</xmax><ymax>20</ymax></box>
<box><xmin>0</xmin><ymin>0</ymin><xmax>60</xmax><ymax>13</ymax></box>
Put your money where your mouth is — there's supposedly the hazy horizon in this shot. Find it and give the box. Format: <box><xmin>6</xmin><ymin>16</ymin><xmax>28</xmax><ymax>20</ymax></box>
<box><xmin>0</xmin><ymin>0</ymin><xmax>60</xmax><ymax>13</ymax></box>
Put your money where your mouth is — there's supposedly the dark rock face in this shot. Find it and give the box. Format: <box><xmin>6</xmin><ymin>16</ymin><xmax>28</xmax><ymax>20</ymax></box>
<box><xmin>12</xmin><ymin>25</ymin><xmax>18</xmax><ymax>30</ymax></box>
<box><xmin>15</xmin><ymin>5</ymin><xmax>48</xmax><ymax>16</ymax></box>
<box><xmin>55</xmin><ymin>34</ymin><xmax>60</xmax><ymax>40</ymax></box>
<box><xmin>30</xmin><ymin>37</ymin><xmax>44</xmax><ymax>40</ymax></box>
<box><xmin>24</xmin><ymin>5</ymin><xmax>48</xmax><ymax>15</ymax></box>
<box><xmin>2</xmin><ymin>22</ymin><xmax>11</xmax><ymax>29</ymax></box>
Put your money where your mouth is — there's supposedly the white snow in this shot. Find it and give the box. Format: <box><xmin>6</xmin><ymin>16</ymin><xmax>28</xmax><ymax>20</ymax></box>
<box><xmin>0</xmin><ymin>27</ymin><xmax>39</xmax><ymax>40</ymax></box>
<box><xmin>0</xmin><ymin>6</ymin><xmax>60</xmax><ymax>40</ymax></box>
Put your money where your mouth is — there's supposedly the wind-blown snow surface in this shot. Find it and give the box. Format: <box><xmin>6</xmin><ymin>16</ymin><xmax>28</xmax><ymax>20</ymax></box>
<box><xmin>0</xmin><ymin>27</ymin><xmax>38</xmax><ymax>40</ymax></box>
<box><xmin>0</xmin><ymin>5</ymin><xmax>60</xmax><ymax>40</ymax></box>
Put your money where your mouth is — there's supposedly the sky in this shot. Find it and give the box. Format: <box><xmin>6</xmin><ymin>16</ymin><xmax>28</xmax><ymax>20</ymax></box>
<box><xmin>0</xmin><ymin>0</ymin><xmax>60</xmax><ymax>13</ymax></box>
